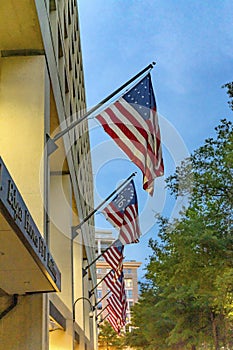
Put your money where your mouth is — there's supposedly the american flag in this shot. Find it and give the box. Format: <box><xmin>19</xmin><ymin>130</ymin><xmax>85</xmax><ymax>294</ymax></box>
<box><xmin>107</xmin><ymin>296</ymin><xmax>127</xmax><ymax>326</ymax></box>
<box><xmin>107</xmin><ymin>287</ymin><xmax>127</xmax><ymax>322</ymax></box>
<box><xmin>104</xmin><ymin>270</ymin><xmax>125</xmax><ymax>300</ymax></box>
<box><xmin>107</xmin><ymin>304</ymin><xmax>126</xmax><ymax>327</ymax></box>
<box><xmin>102</xmin><ymin>239</ymin><xmax>124</xmax><ymax>272</ymax></box>
<box><xmin>96</xmin><ymin>73</ymin><xmax>164</xmax><ymax>195</ymax></box>
<box><xmin>102</xmin><ymin>180</ymin><xmax>141</xmax><ymax>245</ymax></box>
<box><xmin>105</xmin><ymin>272</ymin><xmax>127</xmax><ymax>333</ymax></box>
<box><xmin>107</xmin><ymin>312</ymin><xmax>121</xmax><ymax>334</ymax></box>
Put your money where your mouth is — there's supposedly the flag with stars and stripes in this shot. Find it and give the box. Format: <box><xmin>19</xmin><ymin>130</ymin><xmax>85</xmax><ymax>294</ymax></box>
<box><xmin>107</xmin><ymin>312</ymin><xmax>122</xmax><ymax>334</ymax></box>
<box><xmin>102</xmin><ymin>239</ymin><xmax>124</xmax><ymax>271</ymax></box>
<box><xmin>105</xmin><ymin>272</ymin><xmax>127</xmax><ymax>333</ymax></box>
<box><xmin>107</xmin><ymin>303</ymin><xmax>126</xmax><ymax>331</ymax></box>
<box><xmin>96</xmin><ymin>73</ymin><xmax>164</xmax><ymax>195</ymax></box>
<box><xmin>107</xmin><ymin>292</ymin><xmax>127</xmax><ymax>324</ymax></box>
<box><xmin>104</xmin><ymin>270</ymin><xmax>125</xmax><ymax>300</ymax></box>
<box><xmin>101</xmin><ymin>180</ymin><xmax>141</xmax><ymax>245</ymax></box>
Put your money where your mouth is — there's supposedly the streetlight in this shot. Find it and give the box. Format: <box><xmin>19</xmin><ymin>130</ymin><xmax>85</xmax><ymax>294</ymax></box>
<box><xmin>73</xmin><ymin>296</ymin><xmax>94</xmax><ymax>322</ymax></box>
<box><xmin>72</xmin><ymin>297</ymin><xmax>94</xmax><ymax>350</ymax></box>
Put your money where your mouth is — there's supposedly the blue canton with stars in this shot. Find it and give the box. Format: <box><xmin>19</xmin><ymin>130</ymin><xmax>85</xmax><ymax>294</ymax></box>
<box><xmin>112</xmin><ymin>238</ymin><xmax>123</xmax><ymax>251</ymax></box>
<box><xmin>122</xmin><ymin>73</ymin><xmax>156</xmax><ymax>120</ymax></box>
<box><xmin>112</xmin><ymin>180</ymin><xmax>137</xmax><ymax>214</ymax></box>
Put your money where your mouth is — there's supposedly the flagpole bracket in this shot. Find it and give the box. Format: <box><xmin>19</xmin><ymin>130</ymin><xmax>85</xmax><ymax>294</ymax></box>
<box><xmin>46</xmin><ymin>134</ymin><xmax>58</xmax><ymax>156</ymax></box>
<box><xmin>82</xmin><ymin>268</ymin><xmax>88</xmax><ymax>278</ymax></box>
<box><xmin>72</xmin><ymin>226</ymin><xmax>80</xmax><ymax>240</ymax></box>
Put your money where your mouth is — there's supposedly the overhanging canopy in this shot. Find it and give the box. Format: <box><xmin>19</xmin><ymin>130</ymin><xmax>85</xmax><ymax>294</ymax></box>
<box><xmin>0</xmin><ymin>157</ymin><xmax>61</xmax><ymax>294</ymax></box>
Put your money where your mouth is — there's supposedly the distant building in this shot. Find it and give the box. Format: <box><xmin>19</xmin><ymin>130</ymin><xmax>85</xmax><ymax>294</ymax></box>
<box><xmin>95</xmin><ymin>230</ymin><xmax>141</xmax><ymax>330</ymax></box>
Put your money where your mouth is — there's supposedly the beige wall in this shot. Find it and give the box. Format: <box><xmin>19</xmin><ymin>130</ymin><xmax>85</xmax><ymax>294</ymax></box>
<box><xmin>49</xmin><ymin>321</ymin><xmax>72</xmax><ymax>350</ymax></box>
<box><xmin>0</xmin><ymin>55</ymin><xmax>45</xmax><ymax>232</ymax></box>
<box><xmin>0</xmin><ymin>294</ymin><xmax>46</xmax><ymax>350</ymax></box>
<box><xmin>73</xmin><ymin>238</ymin><xmax>85</xmax><ymax>328</ymax></box>
<box><xmin>50</xmin><ymin>174</ymin><xmax>72</xmax><ymax>307</ymax></box>
<box><xmin>0</xmin><ymin>54</ymin><xmax>47</xmax><ymax>350</ymax></box>
<box><xmin>49</xmin><ymin>175</ymin><xmax>96</xmax><ymax>349</ymax></box>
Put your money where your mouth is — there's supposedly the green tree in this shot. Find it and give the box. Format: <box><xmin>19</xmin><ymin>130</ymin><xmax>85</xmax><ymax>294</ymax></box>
<box><xmin>126</xmin><ymin>85</ymin><xmax>233</xmax><ymax>350</ymax></box>
<box><xmin>146</xmin><ymin>213</ymin><xmax>233</xmax><ymax>349</ymax></box>
<box><xmin>223</xmin><ymin>82</ymin><xmax>233</xmax><ymax>111</ymax></box>
<box><xmin>98</xmin><ymin>321</ymin><xmax>125</xmax><ymax>350</ymax></box>
<box><xmin>125</xmin><ymin>284</ymin><xmax>181</xmax><ymax>350</ymax></box>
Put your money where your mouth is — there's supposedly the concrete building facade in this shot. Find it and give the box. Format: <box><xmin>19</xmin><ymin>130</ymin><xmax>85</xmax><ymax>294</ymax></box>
<box><xmin>0</xmin><ymin>1</ymin><xmax>97</xmax><ymax>349</ymax></box>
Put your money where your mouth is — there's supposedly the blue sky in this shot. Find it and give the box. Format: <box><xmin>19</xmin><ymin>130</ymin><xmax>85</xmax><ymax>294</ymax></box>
<box><xmin>77</xmin><ymin>0</ymin><xmax>233</xmax><ymax>280</ymax></box>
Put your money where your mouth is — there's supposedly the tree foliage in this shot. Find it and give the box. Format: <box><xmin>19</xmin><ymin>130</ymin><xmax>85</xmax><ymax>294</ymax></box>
<box><xmin>98</xmin><ymin>322</ymin><xmax>125</xmax><ymax>350</ymax></box>
<box><xmin>223</xmin><ymin>82</ymin><xmax>233</xmax><ymax>111</ymax></box>
<box><xmin>125</xmin><ymin>84</ymin><xmax>233</xmax><ymax>350</ymax></box>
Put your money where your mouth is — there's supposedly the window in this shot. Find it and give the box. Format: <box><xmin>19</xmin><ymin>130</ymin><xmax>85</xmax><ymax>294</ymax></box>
<box><xmin>126</xmin><ymin>289</ymin><xmax>133</xmax><ymax>299</ymax></box>
<box><xmin>97</xmin><ymin>290</ymin><xmax>102</xmax><ymax>299</ymax></box>
<box><xmin>124</xmin><ymin>268</ymin><xmax>132</xmax><ymax>274</ymax></box>
<box><xmin>128</xmin><ymin>301</ymin><xmax>134</xmax><ymax>309</ymax></box>
<box><xmin>97</xmin><ymin>302</ymin><xmax>102</xmax><ymax>310</ymax></box>
<box><xmin>97</xmin><ymin>268</ymin><xmax>102</xmax><ymax>274</ymax></box>
<box><xmin>125</xmin><ymin>279</ymin><xmax>133</xmax><ymax>288</ymax></box>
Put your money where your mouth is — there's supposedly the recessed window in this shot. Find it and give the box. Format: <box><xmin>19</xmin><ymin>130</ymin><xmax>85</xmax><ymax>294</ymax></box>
<box><xmin>64</xmin><ymin>14</ymin><xmax>68</xmax><ymax>38</ymax></box>
<box><xmin>97</xmin><ymin>303</ymin><xmax>102</xmax><ymax>310</ymax></box>
<box><xmin>64</xmin><ymin>70</ymin><xmax>69</xmax><ymax>93</ymax></box>
<box><xmin>125</xmin><ymin>279</ymin><xmax>133</xmax><ymax>288</ymax></box>
<box><xmin>97</xmin><ymin>290</ymin><xmax>102</xmax><ymax>299</ymax></box>
<box><xmin>58</xmin><ymin>30</ymin><xmax>63</xmax><ymax>58</ymax></box>
<box><xmin>126</xmin><ymin>289</ymin><xmax>133</xmax><ymax>299</ymax></box>
<box><xmin>49</xmin><ymin>0</ymin><xmax>56</xmax><ymax>11</ymax></box>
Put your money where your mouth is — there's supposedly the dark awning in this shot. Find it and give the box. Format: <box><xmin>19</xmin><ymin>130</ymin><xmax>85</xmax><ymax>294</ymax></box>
<box><xmin>0</xmin><ymin>157</ymin><xmax>61</xmax><ymax>294</ymax></box>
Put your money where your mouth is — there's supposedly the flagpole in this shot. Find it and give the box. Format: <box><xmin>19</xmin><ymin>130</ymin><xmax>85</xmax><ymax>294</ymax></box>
<box><xmin>89</xmin><ymin>269</ymin><xmax>114</xmax><ymax>298</ymax></box>
<box><xmin>82</xmin><ymin>238</ymin><xmax>124</xmax><ymax>277</ymax></box>
<box><xmin>96</xmin><ymin>305</ymin><xmax>108</xmax><ymax>320</ymax></box>
<box><xmin>72</xmin><ymin>172</ymin><xmax>137</xmax><ymax>239</ymax></box>
<box><xmin>97</xmin><ymin>313</ymin><xmax>109</xmax><ymax>327</ymax></box>
<box><xmin>46</xmin><ymin>62</ymin><xmax>156</xmax><ymax>155</ymax></box>
<box><xmin>93</xmin><ymin>291</ymin><xmax>111</xmax><ymax>310</ymax></box>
